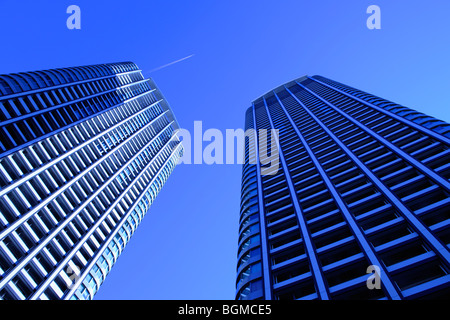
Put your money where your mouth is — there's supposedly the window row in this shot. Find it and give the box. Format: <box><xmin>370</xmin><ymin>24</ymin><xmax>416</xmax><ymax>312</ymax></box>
<box><xmin>0</xmin><ymin>81</ymin><xmax>153</xmax><ymax>154</ymax></box>
<box><xmin>0</xmin><ymin>92</ymin><xmax>161</xmax><ymax>190</ymax></box>
<box><xmin>0</xmin><ymin>62</ymin><xmax>139</xmax><ymax>97</ymax></box>
<box><xmin>0</xmin><ymin>138</ymin><xmax>182</xmax><ymax>299</ymax></box>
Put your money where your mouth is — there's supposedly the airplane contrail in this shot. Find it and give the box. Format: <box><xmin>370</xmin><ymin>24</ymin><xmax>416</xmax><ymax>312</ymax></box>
<box><xmin>148</xmin><ymin>54</ymin><xmax>195</xmax><ymax>73</ymax></box>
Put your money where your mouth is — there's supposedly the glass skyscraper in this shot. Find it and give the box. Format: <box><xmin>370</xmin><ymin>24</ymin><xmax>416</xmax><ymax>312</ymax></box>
<box><xmin>0</xmin><ymin>62</ymin><xmax>183</xmax><ymax>300</ymax></box>
<box><xmin>237</xmin><ymin>75</ymin><xmax>450</xmax><ymax>300</ymax></box>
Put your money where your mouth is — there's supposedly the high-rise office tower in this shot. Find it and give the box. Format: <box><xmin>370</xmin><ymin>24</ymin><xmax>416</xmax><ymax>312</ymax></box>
<box><xmin>237</xmin><ymin>75</ymin><xmax>450</xmax><ymax>300</ymax></box>
<box><xmin>0</xmin><ymin>62</ymin><xmax>183</xmax><ymax>300</ymax></box>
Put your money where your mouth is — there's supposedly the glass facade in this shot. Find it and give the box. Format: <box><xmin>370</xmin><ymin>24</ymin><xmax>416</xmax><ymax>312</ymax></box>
<box><xmin>0</xmin><ymin>62</ymin><xmax>183</xmax><ymax>300</ymax></box>
<box><xmin>237</xmin><ymin>75</ymin><xmax>450</xmax><ymax>300</ymax></box>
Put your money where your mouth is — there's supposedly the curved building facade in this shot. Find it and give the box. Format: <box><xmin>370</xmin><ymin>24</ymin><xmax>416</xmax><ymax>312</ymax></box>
<box><xmin>0</xmin><ymin>62</ymin><xmax>183</xmax><ymax>300</ymax></box>
<box><xmin>236</xmin><ymin>75</ymin><xmax>450</xmax><ymax>300</ymax></box>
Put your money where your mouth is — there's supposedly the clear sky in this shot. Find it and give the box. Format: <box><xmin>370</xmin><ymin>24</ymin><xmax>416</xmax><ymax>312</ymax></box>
<box><xmin>1</xmin><ymin>0</ymin><xmax>449</xmax><ymax>300</ymax></box>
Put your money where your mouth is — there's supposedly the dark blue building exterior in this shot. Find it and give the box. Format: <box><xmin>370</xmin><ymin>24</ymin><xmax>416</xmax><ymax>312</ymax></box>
<box><xmin>237</xmin><ymin>75</ymin><xmax>450</xmax><ymax>300</ymax></box>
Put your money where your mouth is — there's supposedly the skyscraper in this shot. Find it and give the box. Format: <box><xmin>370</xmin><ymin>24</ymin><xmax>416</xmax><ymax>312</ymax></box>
<box><xmin>0</xmin><ymin>62</ymin><xmax>183</xmax><ymax>300</ymax></box>
<box><xmin>237</xmin><ymin>75</ymin><xmax>450</xmax><ymax>300</ymax></box>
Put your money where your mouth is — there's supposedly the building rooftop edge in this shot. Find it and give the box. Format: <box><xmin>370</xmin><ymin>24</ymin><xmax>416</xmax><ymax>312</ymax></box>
<box><xmin>251</xmin><ymin>75</ymin><xmax>310</xmax><ymax>104</ymax></box>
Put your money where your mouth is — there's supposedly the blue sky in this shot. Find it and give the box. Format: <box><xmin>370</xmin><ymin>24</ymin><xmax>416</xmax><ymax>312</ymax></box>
<box><xmin>1</xmin><ymin>0</ymin><xmax>450</xmax><ymax>300</ymax></box>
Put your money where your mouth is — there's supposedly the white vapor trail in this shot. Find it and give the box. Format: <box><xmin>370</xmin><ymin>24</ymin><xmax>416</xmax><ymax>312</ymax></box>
<box><xmin>148</xmin><ymin>54</ymin><xmax>195</xmax><ymax>73</ymax></box>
